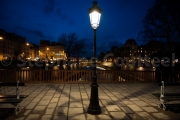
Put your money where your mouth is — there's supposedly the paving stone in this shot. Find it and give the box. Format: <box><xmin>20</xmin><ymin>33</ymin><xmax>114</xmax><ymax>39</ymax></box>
<box><xmin>96</xmin><ymin>115</ymin><xmax>112</xmax><ymax>120</ymax></box>
<box><xmin>59</xmin><ymin>97</ymin><xmax>69</xmax><ymax>101</ymax></box>
<box><xmin>46</xmin><ymin>108</ymin><xmax>55</xmax><ymax>115</ymax></box>
<box><xmin>68</xmin><ymin>114</ymin><xmax>86</xmax><ymax>120</ymax></box>
<box><xmin>81</xmin><ymin>93</ymin><xmax>88</xmax><ymax>96</ymax></box>
<box><xmin>111</xmin><ymin>92</ymin><xmax>120</xmax><ymax>95</ymax></box>
<box><xmin>28</xmin><ymin>94</ymin><xmax>37</xmax><ymax>98</ymax></box>
<box><xmin>50</xmin><ymin>98</ymin><xmax>59</xmax><ymax>103</ymax></box>
<box><xmin>36</xmin><ymin>94</ymin><xmax>45</xmax><ymax>98</ymax></box>
<box><xmin>82</xmin><ymin>100</ymin><xmax>89</xmax><ymax>105</ymax></box>
<box><xmin>53</xmin><ymin>94</ymin><xmax>60</xmax><ymax>98</ymax></box>
<box><xmin>148</xmin><ymin>98</ymin><xmax>160</xmax><ymax>103</ymax></box>
<box><xmin>55</xmin><ymin>107</ymin><xmax>68</xmax><ymax>115</ymax></box>
<box><xmin>85</xmin><ymin>114</ymin><xmax>99</xmax><ymax>120</ymax></box>
<box><xmin>137</xmin><ymin>112</ymin><xmax>155</xmax><ymax>120</ymax></box>
<box><xmin>121</xmin><ymin>100</ymin><xmax>135</xmax><ymax>105</ymax></box>
<box><xmin>152</xmin><ymin>113</ymin><xmax>170</xmax><ymax>119</ymax></box>
<box><xmin>42</xmin><ymin>96</ymin><xmax>52</xmax><ymax>100</ymax></box>
<box><xmin>101</xmin><ymin>100</ymin><xmax>115</xmax><ymax>105</ymax></box>
<box><xmin>110</xmin><ymin>96</ymin><xmax>119</xmax><ymax>101</ymax></box>
<box><xmin>120</xmin><ymin>106</ymin><xmax>134</xmax><ymax>113</ymax></box>
<box><xmin>114</xmin><ymin>94</ymin><xmax>126</xmax><ymax>99</ymax></box>
<box><xmin>2</xmin><ymin>83</ymin><xmax>180</xmax><ymax>120</ymax></box>
<box><xmin>133</xmin><ymin>100</ymin><xmax>149</xmax><ymax>106</ymax></box>
<box><xmin>99</xmin><ymin>95</ymin><xmax>110</xmax><ymax>99</ymax></box>
<box><xmin>148</xmin><ymin>102</ymin><xmax>158</xmax><ymax>106</ymax></box>
<box><xmin>110</xmin><ymin>112</ymin><xmax>130</xmax><ymax>120</ymax></box>
<box><xmin>20</xmin><ymin>100</ymin><xmax>31</xmax><ymax>107</ymax></box>
<box><xmin>106</xmin><ymin>105</ymin><xmax>121</xmax><ymax>111</ymax></box>
<box><xmin>57</xmin><ymin>101</ymin><xmax>69</xmax><ymax>107</ymax></box>
<box><xmin>101</xmin><ymin>107</ymin><xmax>109</xmax><ymax>114</ymax></box>
<box><xmin>24</xmin><ymin>110</ymin><xmax>31</xmax><ymax>116</ymax></box>
<box><xmin>82</xmin><ymin>95</ymin><xmax>89</xmax><ymax>99</ymax></box>
<box><xmin>127</xmin><ymin>104</ymin><xmax>143</xmax><ymax>112</ymax></box>
<box><xmin>38</xmin><ymin>100</ymin><xmax>50</xmax><ymax>105</ymax></box>
<box><xmin>32</xmin><ymin>98</ymin><xmax>41</xmax><ymax>103</ymax></box>
<box><xmin>41</xmin><ymin>115</ymin><xmax>52</xmax><ymax>120</ymax></box>
<box><xmin>70</xmin><ymin>101</ymin><xmax>83</xmax><ymax>107</ymax></box>
<box><xmin>46</xmin><ymin>91</ymin><xmax>56</xmax><ymax>94</ymax></box>
<box><xmin>47</xmin><ymin>103</ymin><xmax>57</xmax><ymax>108</ymax></box>
<box><xmin>26</xmin><ymin>103</ymin><xmax>37</xmax><ymax>109</ymax></box>
<box><xmin>142</xmin><ymin>106</ymin><xmax>158</xmax><ymax>112</ymax></box>
<box><xmin>26</xmin><ymin>114</ymin><xmax>40</xmax><ymax>120</ymax></box>
<box><xmin>53</xmin><ymin>115</ymin><xmax>67</xmax><ymax>120</ymax></box>
<box><xmin>129</xmin><ymin>97</ymin><xmax>140</xmax><ymax>101</ymax></box>
<box><xmin>34</xmin><ymin>106</ymin><xmax>46</xmax><ymax>111</ymax></box>
<box><xmin>68</xmin><ymin>108</ymin><xmax>84</xmax><ymax>115</ymax></box>
<box><xmin>115</xmin><ymin>101</ymin><xmax>126</xmax><ymax>107</ymax></box>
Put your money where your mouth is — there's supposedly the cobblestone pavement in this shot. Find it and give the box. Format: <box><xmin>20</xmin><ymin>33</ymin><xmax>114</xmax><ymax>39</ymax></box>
<box><xmin>0</xmin><ymin>83</ymin><xmax>180</xmax><ymax>120</ymax></box>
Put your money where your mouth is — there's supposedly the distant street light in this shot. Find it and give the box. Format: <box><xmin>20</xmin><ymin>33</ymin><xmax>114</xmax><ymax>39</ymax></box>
<box><xmin>0</xmin><ymin>37</ymin><xmax>3</xmax><ymax>40</ymax></box>
<box><xmin>46</xmin><ymin>47</ymin><xmax>49</xmax><ymax>59</ymax></box>
<box><xmin>87</xmin><ymin>1</ymin><xmax>102</xmax><ymax>115</ymax></box>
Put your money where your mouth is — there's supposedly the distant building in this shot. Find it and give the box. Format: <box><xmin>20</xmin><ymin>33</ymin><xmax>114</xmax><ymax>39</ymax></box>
<box><xmin>0</xmin><ymin>29</ymin><xmax>26</xmax><ymax>60</ymax></box>
<box><xmin>103</xmin><ymin>39</ymin><xmax>167</xmax><ymax>65</ymax></box>
<box><xmin>25</xmin><ymin>43</ymin><xmax>39</xmax><ymax>60</ymax></box>
<box><xmin>39</xmin><ymin>40</ymin><xmax>66</xmax><ymax>60</ymax></box>
<box><xmin>0</xmin><ymin>29</ymin><xmax>67</xmax><ymax>61</ymax></box>
<box><xmin>123</xmin><ymin>39</ymin><xmax>138</xmax><ymax>59</ymax></box>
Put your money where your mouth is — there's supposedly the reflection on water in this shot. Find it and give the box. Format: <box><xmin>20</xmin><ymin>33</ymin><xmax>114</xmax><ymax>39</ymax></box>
<box><xmin>0</xmin><ymin>60</ymin><xmax>155</xmax><ymax>71</ymax></box>
<box><xmin>120</xmin><ymin>65</ymin><xmax>155</xmax><ymax>71</ymax></box>
<box><xmin>84</xmin><ymin>66</ymin><xmax>106</xmax><ymax>70</ymax></box>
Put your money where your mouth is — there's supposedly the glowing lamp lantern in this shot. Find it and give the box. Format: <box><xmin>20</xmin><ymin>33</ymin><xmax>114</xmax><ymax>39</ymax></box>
<box><xmin>88</xmin><ymin>1</ymin><xmax>102</xmax><ymax>29</ymax></box>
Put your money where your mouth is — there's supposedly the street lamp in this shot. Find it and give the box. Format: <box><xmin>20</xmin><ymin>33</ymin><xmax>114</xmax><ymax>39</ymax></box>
<box><xmin>87</xmin><ymin>1</ymin><xmax>102</xmax><ymax>115</ymax></box>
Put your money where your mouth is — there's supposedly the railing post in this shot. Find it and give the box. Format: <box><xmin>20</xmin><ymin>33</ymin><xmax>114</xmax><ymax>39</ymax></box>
<box><xmin>112</xmin><ymin>70</ymin><xmax>115</xmax><ymax>83</ymax></box>
<box><xmin>14</xmin><ymin>69</ymin><xmax>17</xmax><ymax>81</ymax></box>
<box><xmin>39</xmin><ymin>69</ymin><xmax>42</xmax><ymax>83</ymax></box>
<box><xmin>133</xmin><ymin>71</ymin><xmax>136</xmax><ymax>83</ymax></box>
<box><xmin>64</xmin><ymin>70</ymin><xmax>66</xmax><ymax>83</ymax></box>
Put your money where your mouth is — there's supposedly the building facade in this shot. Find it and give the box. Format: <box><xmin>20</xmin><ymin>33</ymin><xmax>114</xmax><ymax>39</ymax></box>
<box><xmin>25</xmin><ymin>43</ymin><xmax>39</xmax><ymax>60</ymax></box>
<box><xmin>39</xmin><ymin>40</ymin><xmax>66</xmax><ymax>60</ymax></box>
<box><xmin>0</xmin><ymin>29</ymin><xmax>26</xmax><ymax>60</ymax></box>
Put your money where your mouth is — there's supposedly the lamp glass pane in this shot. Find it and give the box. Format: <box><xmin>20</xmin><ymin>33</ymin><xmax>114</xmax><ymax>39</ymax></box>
<box><xmin>89</xmin><ymin>11</ymin><xmax>101</xmax><ymax>29</ymax></box>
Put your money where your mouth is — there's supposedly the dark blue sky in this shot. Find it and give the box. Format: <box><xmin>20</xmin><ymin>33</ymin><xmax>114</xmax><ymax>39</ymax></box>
<box><xmin>0</xmin><ymin>0</ymin><xmax>155</xmax><ymax>57</ymax></box>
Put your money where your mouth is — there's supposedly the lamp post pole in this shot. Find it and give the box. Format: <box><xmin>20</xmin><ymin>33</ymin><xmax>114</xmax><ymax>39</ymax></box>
<box><xmin>87</xmin><ymin>1</ymin><xmax>102</xmax><ymax>115</ymax></box>
<box><xmin>93</xmin><ymin>29</ymin><xmax>96</xmax><ymax>77</ymax></box>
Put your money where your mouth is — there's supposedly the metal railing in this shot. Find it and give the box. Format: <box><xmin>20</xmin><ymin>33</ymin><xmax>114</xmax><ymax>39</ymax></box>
<box><xmin>0</xmin><ymin>69</ymin><xmax>160</xmax><ymax>83</ymax></box>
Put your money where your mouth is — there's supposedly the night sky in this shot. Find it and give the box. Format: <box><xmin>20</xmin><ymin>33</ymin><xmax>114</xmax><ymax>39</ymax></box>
<box><xmin>0</xmin><ymin>0</ymin><xmax>155</xmax><ymax>57</ymax></box>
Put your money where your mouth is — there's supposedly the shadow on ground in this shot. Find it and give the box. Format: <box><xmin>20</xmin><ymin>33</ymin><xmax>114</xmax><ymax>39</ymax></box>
<box><xmin>165</xmin><ymin>104</ymin><xmax>180</xmax><ymax>113</ymax></box>
<box><xmin>0</xmin><ymin>108</ymin><xmax>14</xmax><ymax>120</ymax></box>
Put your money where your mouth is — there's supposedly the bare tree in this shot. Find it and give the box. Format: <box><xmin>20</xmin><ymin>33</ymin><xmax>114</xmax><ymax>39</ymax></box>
<box><xmin>72</xmin><ymin>38</ymin><xmax>87</xmax><ymax>68</ymax></box>
<box><xmin>58</xmin><ymin>33</ymin><xmax>86</xmax><ymax>62</ymax></box>
<box><xmin>58</xmin><ymin>33</ymin><xmax>78</xmax><ymax>58</ymax></box>
<box><xmin>140</xmin><ymin>0</ymin><xmax>180</xmax><ymax>52</ymax></box>
<box><xmin>72</xmin><ymin>38</ymin><xmax>86</xmax><ymax>57</ymax></box>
